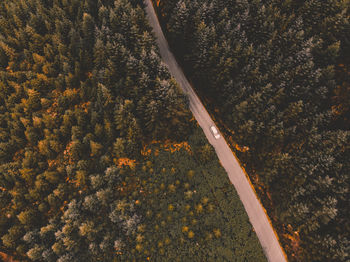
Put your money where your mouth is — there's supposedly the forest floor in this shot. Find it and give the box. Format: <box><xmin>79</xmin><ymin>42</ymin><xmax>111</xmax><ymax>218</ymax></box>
<box><xmin>136</xmin><ymin>125</ymin><xmax>267</xmax><ymax>261</ymax></box>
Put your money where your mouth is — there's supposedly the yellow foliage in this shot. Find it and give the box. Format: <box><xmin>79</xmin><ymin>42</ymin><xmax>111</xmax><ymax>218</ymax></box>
<box><xmin>36</xmin><ymin>73</ymin><xmax>48</xmax><ymax>82</ymax></box>
<box><xmin>182</xmin><ymin>226</ymin><xmax>189</xmax><ymax>233</ymax></box>
<box><xmin>20</xmin><ymin>117</ymin><xmax>30</xmax><ymax>127</ymax></box>
<box><xmin>195</xmin><ymin>204</ymin><xmax>203</xmax><ymax>213</ymax></box>
<box><xmin>136</xmin><ymin>234</ymin><xmax>144</xmax><ymax>243</ymax></box>
<box><xmin>168</xmin><ymin>184</ymin><xmax>176</xmax><ymax>192</ymax></box>
<box><xmin>42</xmin><ymin>63</ymin><xmax>51</xmax><ymax>75</ymax></box>
<box><xmin>32</xmin><ymin>53</ymin><xmax>45</xmax><ymax>64</ymax></box>
<box><xmin>201</xmin><ymin>197</ymin><xmax>209</xmax><ymax>205</ymax></box>
<box><xmin>63</xmin><ymin>88</ymin><xmax>78</xmax><ymax>97</ymax></box>
<box><xmin>146</xmin><ymin>161</ymin><xmax>153</xmax><ymax>168</ymax></box>
<box><xmin>168</xmin><ymin>204</ymin><xmax>174</xmax><ymax>211</ymax></box>
<box><xmin>19</xmin><ymin>168</ymin><xmax>35</xmax><ymax>183</ymax></box>
<box><xmin>213</xmin><ymin>228</ymin><xmax>221</xmax><ymax>238</ymax></box>
<box><xmin>187</xmin><ymin>170</ymin><xmax>194</xmax><ymax>178</ymax></box>
<box><xmin>135</xmin><ymin>244</ymin><xmax>143</xmax><ymax>252</ymax></box>
<box><xmin>21</xmin><ymin>98</ymin><xmax>28</xmax><ymax>110</ymax></box>
<box><xmin>191</xmin><ymin>219</ymin><xmax>198</xmax><ymax>225</ymax></box>
<box><xmin>76</xmin><ymin>170</ymin><xmax>87</xmax><ymax>187</ymax></box>
<box><xmin>188</xmin><ymin>231</ymin><xmax>194</xmax><ymax>238</ymax></box>
<box><xmin>137</xmin><ymin>224</ymin><xmax>146</xmax><ymax>233</ymax></box>
<box><xmin>38</xmin><ymin>139</ymin><xmax>49</xmax><ymax>155</ymax></box>
<box><xmin>0</xmin><ymin>41</ymin><xmax>15</xmax><ymax>57</ymax></box>
<box><xmin>90</xmin><ymin>140</ymin><xmax>103</xmax><ymax>156</ymax></box>
<box><xmin>208</xmin><ymin>204</ymin><xmax>215</xmax><ymax>212</ymax></box>
<box><xmin>164</xmin><ymin>237</ymin><xmax>171</xmax><ymax>245</ymax></box>
<box><xmin>32</xmin><ymin>116</ymin><xmax>42</xmax><ymax>128</ymax></box>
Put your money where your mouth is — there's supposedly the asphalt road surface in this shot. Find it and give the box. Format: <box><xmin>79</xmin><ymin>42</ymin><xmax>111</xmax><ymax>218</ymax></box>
<box><xmin>144</xmin><ymin>1</ymin><xmax>287</xmax><ymax>261</ymax></box>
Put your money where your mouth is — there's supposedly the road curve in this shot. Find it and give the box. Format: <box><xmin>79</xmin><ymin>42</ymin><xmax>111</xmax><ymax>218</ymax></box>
<box><xmin>144</xmin><ymin>1</ymin><xmax>287</xmax><ymax>261</ymax></box>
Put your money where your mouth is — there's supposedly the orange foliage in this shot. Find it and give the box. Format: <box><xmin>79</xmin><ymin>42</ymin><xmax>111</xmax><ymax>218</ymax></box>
<box><xmin>331</xmin><ymin>105</ymin><xmax>342</xmax><ymax>116</ymax></box>
<box><xmin>80</xmin><ymin>101</ymin><xmax>90</xmax><ymax>113</ymax></box>
<box><xmin>141</xmin><ymin>140</ymin><xmax>160</xmax><ymax>156</ymax></box>
<box><xmin>51</xmin><ymin>89</ymin><xmax>61</xmax><ymax>98</ymax></box>
<box><xmin>12</xmin><ymin>149</ymin><xmax>24</xmax><ymax>162</ymax></box>
<box><xmin>63</xmin><ymin>88</ymin><xmax>78</xmax><ymax>97</ymax></box>
<box><xmin>45</xmin><ymin>89</ymin><xmax>61</xmax><ymax>116</ymax></box>
<box><xmin>46</xmin><ymin>101</ymin><xmax>58</xmax><ymax>118</ymax></box>
<box><xmin>63</xmin><ymin>141</ymin><xmax>74</xmax><ymax>165</ymax></box>
<box><xmin>48</xmin><ymin>88</ymin><xmax>90</xmax><ymax>114</ymax></box>
<box><xmin>283</xmin><ymin>225</ymin><xmax>301</xmax><ymax>256</ymax></box>
<box><xmin>32</xmin><ymin>53</ymin><xmax>45</xmax><ymax>64</ymax></box>
<box><xmin>141</xmin><ymin>147</ymin><xmax>152</xmax><ymax>156</ymax></box>
<box><xmin>65</xmin><ymin>176</ymin><xmax>80</xmax><ymax>187</ymax></box>
<box><xmin>47</xmin><ymin>159</ymin><xmax>58</xmax><ymax>168</ymax></box>
<box><xmin>59</xmin><ymin>201</ymin><xmax>68</xmax><ymax>213</ymax></box>
<box><xmin>36</xmin><ymin>73</ymin><xmax>48</xmax><ymax>82</ymax></box>
<box><xmin>8</xmin><ymin>81</ymin><xmax>21</xmax><ymax>94</ymax></box>
<box><xmin>5</xmin><ymin>66</ymin><xmax>13</xmax><ymax>73</ymax></box>
<box><xmin>21</xmin><ymin>98</ymin><xmax>28</xmax><ymax>109</ymax></box>
<box><xmin>234</xmin><ymin>144</ymin><xmax>249</xmax><ymax>152</ymax></box>
<box><xmin>114</xmin><ymin>158</ymin><xmax>136</xmax><ymax>168</ymax></box>
<box><xmin>163</xmin><ymin>141</ymin><xmax>191</xmax><ymax>153</ymax></box>
<box><xmin>142</xmin><ymin>140</ymin><xmax>192</xmax><ymax>156</ymax></box>
<box><xmin>0</xmin><ymin>252</ymin><xmax>19</xmax><ymax>262</ymax></box>
<box><xmin>74</xmin><ymin>102</ymin><xmax>91</xmax><ymax>113</ymax></box>
<box><xmin>32</xmin><ymin>116</ymin><xmax>42</xmax><ymax>128</ymax></box>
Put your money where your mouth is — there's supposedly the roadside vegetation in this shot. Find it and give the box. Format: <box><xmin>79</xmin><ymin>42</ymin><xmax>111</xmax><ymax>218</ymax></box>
<box><xmin>152</xmin><ymin>0</ymin><xmax>350</xmax><ymax>261</ymax></box>
<box><xmin>0</xmin><ymin>0</ymin><xmax>265</xmax><ymax>261</ymax></box>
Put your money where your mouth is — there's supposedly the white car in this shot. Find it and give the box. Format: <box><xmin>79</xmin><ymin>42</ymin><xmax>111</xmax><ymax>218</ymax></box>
<box><xmin>210</xmin><ymin>126</ymin><xmax>220</xmax><ymax>139</ymax></box>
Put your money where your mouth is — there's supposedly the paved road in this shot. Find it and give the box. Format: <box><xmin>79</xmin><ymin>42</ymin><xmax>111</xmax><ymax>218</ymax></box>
<box><xmin>144</xmin><ymin>1</ymin><xmax>287</xmax><ymax>261</ymax></box>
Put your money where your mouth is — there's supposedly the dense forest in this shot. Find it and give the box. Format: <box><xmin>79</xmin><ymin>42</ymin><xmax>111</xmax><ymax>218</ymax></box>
<box><xmin>0</xmin><ymin>0</ymin><xmax>266</xmax><ymax>261</ymax></box>
<box><xmin>153</xmin><ymin>0</ymin><xmax>350</xmax><ymax>261</ymax></box>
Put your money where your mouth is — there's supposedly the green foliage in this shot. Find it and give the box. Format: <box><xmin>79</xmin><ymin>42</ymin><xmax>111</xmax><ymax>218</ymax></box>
<box><xmin>0</xmin><ymin>0</ymin><xmax>265</xmax><ymax>261</ymax></box>
<box><xmin>134</xmin><ymin>134</ymin><xmax>266</xmax><ymax>261</ymax></box>
<box><xmin>153</xmin><ymin>0</ymin><xmax>350</xmax><ymax>261</ymax></box>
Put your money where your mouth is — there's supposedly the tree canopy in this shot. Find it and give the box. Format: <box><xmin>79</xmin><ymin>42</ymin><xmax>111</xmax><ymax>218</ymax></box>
<box><xmin>153</xmin><ymin>0</ymin><xmax>350</xmax><ymax>261</ymax></box>
<box><xmin>0</xmin><ymin>0</ymin><xmax>266</xmax><ymax>261</ymax></box>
